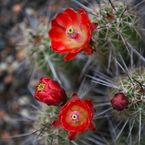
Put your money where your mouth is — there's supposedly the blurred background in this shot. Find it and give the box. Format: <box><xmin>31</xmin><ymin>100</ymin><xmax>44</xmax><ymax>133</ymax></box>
<box><xmin>0</xmin><ymin>0</ymin><xmax>61</xmax><ymax>145</ymax></box>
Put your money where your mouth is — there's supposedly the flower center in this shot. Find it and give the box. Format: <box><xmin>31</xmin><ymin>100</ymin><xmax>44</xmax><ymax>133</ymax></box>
<box><xmin>67</xmin><ymin>27</ymin><xmax>79</xmax><ymax>39</ymax></box>
<box><xmin>37</xmin><ymin>83</ymin><xmax>45</xmax><ymax>91</ymax></box>
<box><xmin>72</xmin><ymin>114</ymin><xmax>78</xmax><ymax>119</ymax></box>
<box><xmin>67</xmin><ymin>27</ymin><xmax>74</xmax><ymax>34</ymax></box>
<box><xmin>70</xmin><ymin>111</ymin><xmax>80</xmax><ymax>122</ymax></box>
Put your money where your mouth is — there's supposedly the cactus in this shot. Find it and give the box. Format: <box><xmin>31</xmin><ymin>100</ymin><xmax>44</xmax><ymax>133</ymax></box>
<box><xmin>14</xmin><ymin>0</ymin><xmax>145</xmax><ymax>145</ymax></box>
<box><xmin>91</xmin><ymin>0</ymin><xmax>144</xmax><ymax>68</ymax></box>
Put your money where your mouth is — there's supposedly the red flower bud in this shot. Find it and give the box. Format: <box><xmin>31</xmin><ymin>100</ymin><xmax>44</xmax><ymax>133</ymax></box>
<box><xmin>111</xmin><ymin>93</ymin><xmax>129</xmax><ymax>111</ymax></box>
<box><xmin>34</xmin><ymin>77</ymin><xmax>67</xmax><ymax>106</ymax></box>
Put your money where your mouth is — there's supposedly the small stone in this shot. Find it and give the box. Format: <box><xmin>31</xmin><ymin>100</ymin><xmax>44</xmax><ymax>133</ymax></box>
<box><xmin>1</xmin><ymin>131</ymin><xmax>11</xmax><ymax>142</ymax></box>
<box><xmin>0</xmin><ymin>110</ymin><xmax>6</xmax><ymax>120</ymax></box>
<box><xmin>12</xmin><ymin>3</ymin><xmax>22</xmax><ymax>15</ymax></box>
<box><xmin>4</xmin><ymin>75</ymin><xmax>13</xmax><ymax>85</ymax></box>
<box><xmin>16</xmin><ymin>49</ymin><xmax>26</xmax><ymax>61</ymax></box>
<box><xmin>18</xmin><ymin>96</ymin><xmax>30</xmax><ymax>106</ymax></box>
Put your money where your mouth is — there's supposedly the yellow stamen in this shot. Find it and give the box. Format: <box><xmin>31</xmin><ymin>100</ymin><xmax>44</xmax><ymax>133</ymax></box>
<box><xmin>67</xmin><ymin>27</ymin><xmax>74</xmax><ymax>34</ymax></box>
<box><xmin>37</xmin><ymin>83</ymin><xmax>45</xmax><ymax>91</ymax></box>
<box><xmin>72</xmin><ymin>114</ymin><xmax>78</xmax><ymax>120</ymax></box>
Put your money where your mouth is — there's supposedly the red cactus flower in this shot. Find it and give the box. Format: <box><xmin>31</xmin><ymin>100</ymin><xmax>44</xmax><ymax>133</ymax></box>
<box><xmin>34</xmin><ymin>77</ymin><xmax>67</xmax><ymax>106</ymax></box>
<box><xmin>111</xmin><ymin>93</ymin><xmax>129</xmax><ymax>111</ymax></box>
<box><xmin>52</xmin><ymin>93</ymin><xmax>96</xmax><ymax>140</ymax></box>
<box><xmin>48</xmin><ymin>8</ymin><xmax>96</xmax><ymax>61</ymax></box>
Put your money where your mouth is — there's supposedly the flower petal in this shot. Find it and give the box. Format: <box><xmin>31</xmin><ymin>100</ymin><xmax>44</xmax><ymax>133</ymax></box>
<box><xmin>64</xmin><ymin>8</ymin><xmax>80</xmax><ymax>25</ymax></box>
<box><xmin>78</xmin><ymin>9</ymin><xmax>91</xmax><ymax>27</ymax></box>
<box><xmin>64</xmin><ymin>53</ymin><xmax>78</xmax><ymax>61</ymax></box>
<box><xmin>34</xmin><ymin>91</ymin><xmax>48</xmax><ymax>101</ymax></box>
<box><xmin>91</xmin><ymin>22</ymin><xmax>98</xmax><ymax>32</ymax></box>
<box><xmin>40</xmin><ymin>77</ymin><xmax>50</xmax><ymax>84</ymax></box>
<box><xmin>55</xmin><ymin>12</ymin><xmax>72</xmax><ymax>28</ymax></box>
<box><xmin>51</xmin><ymin>39</ymin><xmax>84</xmax><ymax>54</ymax></box>
<box><xmin>51</xmin><ymin>41</ymin><xmax>71</xmax><ymax>53</ymax></box>
<box><xmin>49</xmin><ymin>26</ymin><xmax>72</xmax><ymax>53</ymax></box>
<box><xmin>49</xmin><ymin>26</ymin><xmax>66</xmax><ymax>42</ymax></box>
<box><xmin>43</xmin><ymin>92</ymin><xmax>59</xmax><ymax>105</ymax></box>
<box><xmin>51</xmin><ymin>19</ymin><xmax>61</xmax><ymax>28</ymax></box>
<box><xmin>52</xmin><ymin>120</ymin><xmax>61</xmax><ymax>127</ymax></box>
<box><xmin>68</xmin><ymin>132</ymin><xmax>77</xmax><ymax>140</ymax></box>
<box><xmin>85</xmin><ymin>100</ymin><xmax>93</xmax><ymax>108</ymax></box>
<box><xmin>71</xmin><ymin>93</ymin><xmax>80</xmax><ymax>100</ymax></box>
<box><xmin>90</xmin><ymin>122</ymin><xmax>96</xmax><ymax>131</ymax></box>
<box><xmin>48</xmin><ymin>80</ymin><xmax>61</xmax><ymax>90</ymax></box>
<box><xmin>84</xmin><ymin>44</ymin><xmax>94</xmax><ymax>55</ymax></box>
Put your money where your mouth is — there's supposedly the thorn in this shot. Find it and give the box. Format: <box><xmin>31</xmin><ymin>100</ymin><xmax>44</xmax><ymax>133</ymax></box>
<box><xmin>108</xmin><ymin>0</ymin><xmax>116</xmax><ymax>12</ymax></box>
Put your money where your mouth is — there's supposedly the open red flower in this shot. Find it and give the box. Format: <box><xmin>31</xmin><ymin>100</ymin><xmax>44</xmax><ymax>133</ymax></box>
<box><xmin>53</xmin><ymin>93</ymin><xmax>96</xmax><ymax>140</ymax></box>
<box><xmin>111</xmin><ymin>93</ymin><xmax>129</xmax><ymax>111</ymax></box>
<box><xmin>49</xmin><ymin>8</ymin><xmax>96</xmax><ymax>61</ymax></box>
<box><xmin>34</xmin><ymin>77</ymin><xmax>67</xmax><ymax>106</ymax></box>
